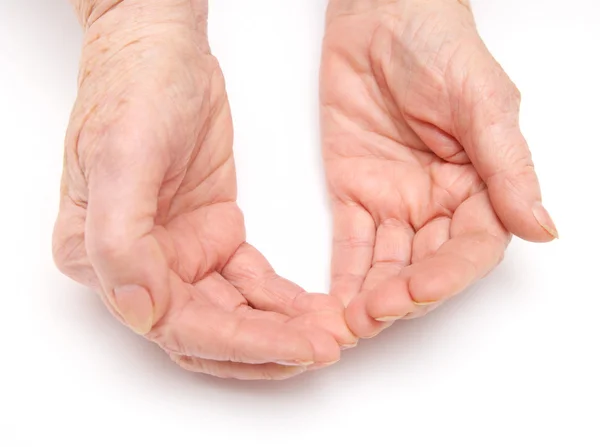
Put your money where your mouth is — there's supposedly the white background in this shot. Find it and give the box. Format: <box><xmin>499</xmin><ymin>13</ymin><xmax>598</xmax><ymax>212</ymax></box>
<box><xmin>1</xmin><ymin>0</ymin><xmax>599</xmax><ymax>445</ymax></box>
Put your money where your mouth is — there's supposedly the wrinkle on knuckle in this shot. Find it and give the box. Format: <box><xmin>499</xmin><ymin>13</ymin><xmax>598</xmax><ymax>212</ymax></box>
<box><xmin>333</xmin><ymin>230</ymin><xmax>374</xmax><ymax>249</ymax></box>
<box><xmin>52</xmin><ymin>234</ymin><xmax>84</xmax><ymax>278</ymax></box>
<box><xmin>475</xmin><ymin>69</ymin><xmax>521</xmax><ymax>118</ymax></box>
<box><xmin>53</xmin><ymin>201</ymin><xmax>89</xmax><ymax>273</ymax></box>
<box><xmin>486</xmin><ymin>154</ymin><xmax>535</xmax><ymax>186</ymax></box>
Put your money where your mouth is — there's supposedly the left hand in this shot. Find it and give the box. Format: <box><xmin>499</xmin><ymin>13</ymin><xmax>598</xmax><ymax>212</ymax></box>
<box><xmin>53</xmin><ymin>0</ymin><xmax>354</xmax><ymax>380</ymax></box>
<box><xmin>320</xmin><ymin>0</ymin><xmax>558</xmax><ymax>338</ymax></box>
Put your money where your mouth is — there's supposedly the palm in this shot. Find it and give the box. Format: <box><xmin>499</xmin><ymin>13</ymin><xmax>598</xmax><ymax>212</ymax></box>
<box><xmin>55</xmin><ymin>28</ymin><xmax>353</xmax><ymax>379</ymax></box>
<box><xmin>321</xmin><ymin>3</ymin><xmax>510</xmax><ymax>336</ymax></box>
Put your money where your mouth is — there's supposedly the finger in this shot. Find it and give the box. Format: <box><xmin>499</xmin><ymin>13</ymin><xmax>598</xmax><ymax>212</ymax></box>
<box><xmin>192</xmin><ymin>272</ymin><xmax>247</xmax><ymax>311</ymax></box>
<box><xmin>330</xmin><ymin>201</ymin><xmax>376</xmax><ymax>306</ymax></box>
<box><xmin>220</xmin><ymin>299</ymin><xmax>345</xmax><ymax>360</ymax></box>
<box><xmin>345</xmin><ymin>291</ymin><xmax>394</xmax><ymax>339</ymax></box>
<box><xmin>170</xmin><ymin>355</ymin><xmax>307</xmax><ymax>381</ymax></box>
<box><xmin>456</xmin><ymin>53</ymin><xmax>558</xmax><ymax>242</ymax></box>
<box><xmin>364</xmin><ymin>192</ymin><xmax>510</xmax><ymax>322</ymax></box>
<box><xmin>222</xmin><ymin>243</ymin><xmax>308</xmax><ymax>315</ymax></box>
<box><xmin>362</xmin><ymin>231</ymin><xmax>504</xmax><ymax>322</ymax></box>
<box><xmin>411</xmin><ymin>217</ymin><xmax>451</xmax><ymax>264</ymax></box>
<box><xmin>223</xmin><ymin>243</ymin><xmax>348</xmax><ymax>319</ymax></box>
<box><xmin>401</xmin><ymin>302</ymin><xmax>443</xmax><ymax>320</ymax></box>
<box><xmin>346</xmin><ymin>217</ymin><xmax>449</xmax><ymax>333</ymax></box>
<box><xmin>85</xmin><ymin>119</ymin><xmax>171</xmax><ymax>335</ymax></box>
<box><xmin>223</xmin><ymin>244</ymin><xmax>356</xmax><ymax>347</ymax></box>
<box><xmin>361</xmin><ymin>219</ymin><xmax>413</xmax><ymax>292</ymax></box>
<box><xmin>289</xmin><ymin>308</ymin><xmax>356</xmax><ymax>351</ymax></box>
<box><xmin>166</xmin><ymin>202</ymin><xmax>246</xmax><ymax>283</ymax></box>
<box><xmin>150</xmin><ymin>279</ymin><xmax>336</xmax><ymax>365</ymax></box>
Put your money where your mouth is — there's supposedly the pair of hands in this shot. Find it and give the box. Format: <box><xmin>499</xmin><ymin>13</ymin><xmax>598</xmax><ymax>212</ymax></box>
<box><xmin>53</xmin><ymin>0</ymin><xmax>556</xmax><ymax>380</ymax></box>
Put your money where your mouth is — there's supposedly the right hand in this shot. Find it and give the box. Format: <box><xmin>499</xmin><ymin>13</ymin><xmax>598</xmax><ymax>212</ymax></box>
<box><xmin>53</xmin><ymin>1</ymin><xmax>355</xmax><ymax>380</ymax></box>
<box><xmin>320</xmin><ymin>0</ymin><xmax>555</xmax><ymax>338</ymax></box>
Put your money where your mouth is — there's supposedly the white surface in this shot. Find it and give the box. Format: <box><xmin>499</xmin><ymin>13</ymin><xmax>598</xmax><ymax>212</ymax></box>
<box><xmin>0</xmin><ymin>0</ymin><xmax>598</xmax><ymax>445</ymax></box>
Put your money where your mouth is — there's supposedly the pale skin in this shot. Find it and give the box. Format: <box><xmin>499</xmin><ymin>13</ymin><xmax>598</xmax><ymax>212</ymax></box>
<box><xmin>53</xmin><ymin>0</ymin><xmax>557</xmax><ymax>380</ymax></box>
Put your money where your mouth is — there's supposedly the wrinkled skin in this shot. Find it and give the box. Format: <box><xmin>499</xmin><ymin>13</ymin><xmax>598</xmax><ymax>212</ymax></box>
<box><xmin>53</xmin><ymin>2</ymin><xmax>356</xmax><ymax>380</ymax></box>
<box><xmin>321</xmin><ymin>0</ymin><xmax>557</xmax><ymax>337</ymax></box>
<box><xmin>53</xmin><ymin>0</ymin><xmax>557</xmax><ymax>380</ymax></box>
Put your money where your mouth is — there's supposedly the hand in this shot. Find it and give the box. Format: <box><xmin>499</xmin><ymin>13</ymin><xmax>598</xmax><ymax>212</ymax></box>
<box><xmin>321</xmin><ymin>0</ymin><xmax>558</xmax><ymax>337</ymax></box>
<box><xmin>53</xmin><ymin>1</ymin><xmax>355</xmax><ymax>380</ymax></box>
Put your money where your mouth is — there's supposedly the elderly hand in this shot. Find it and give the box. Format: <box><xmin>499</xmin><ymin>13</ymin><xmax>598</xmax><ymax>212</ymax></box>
<box><xmin>53</xmin><ymin>0</ymin><xmax>355</xmax><ymax>380</ymax></box>
<box><xmin>321</xmin><ymin>0</ymin><xmax>557</xmax><ymax>338</ymax></box>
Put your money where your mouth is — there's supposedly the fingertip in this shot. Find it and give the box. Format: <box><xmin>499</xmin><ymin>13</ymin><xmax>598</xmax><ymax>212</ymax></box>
<box><xmin>491</xmin><ymin>193</ymin><xmax>558</xmax><ymax>243</ymax></box>
<box><xmin>532</xmin><ymin>202</ymin><xmax>559</xmax><ymax>240</ymax></box>
<box><xmin>290</xmin><ymin>310</ymin><xmax>357</xmax><ymax>350</ymax></box>
<box><xmin>264</xmin><ymin>323</ymin><xmax>318</xmax><ymax>366</ymax></box>
<box><xmin>486</xmin><ymin>165</ymin><xmax>557</xmax><ymax>243</ymax></box>
<box><xmin>112</xmin><ymin>284</ymin><xmax>155</xmax><ymax>335</ymax></box>
<box><xmin>407</xmin><ymin>255</ymin><xmax>474</xmax><ymax>305</ymax></box>
<box><xmin>297</xmin><ymin>327</ymin><xmax>341</xmax><ymax>365</ymax></box>
<box><xmin>365</xmin><ymin>276</ymin><xmax>414</xmax><ymax>322</ymax></box>
<box><xmin>345</xmin><ymin>293</ymin><xmax>390</xmax><ymax>339</ymax></box>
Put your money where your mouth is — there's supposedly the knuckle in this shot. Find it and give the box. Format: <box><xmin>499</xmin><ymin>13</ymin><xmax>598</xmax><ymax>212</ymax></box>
<box><xmin>52</xmin><ymin>215</ymin><xmax>84</xmax><ymax>277</ymax></box>
<box><xmin>52</xmin><ymin>240</ymin><xmax>74</xmax><ymax>277</ymax></box>
<box><xmin>500</xmin><ymin>75</ymin><xmax>522</xmax><ymax>110</ymax></box>
<box><xmin>457</xmin><ymin>0</ymin><xmax>472</xmax><ymax>10</ymax></box>
<box><xmin>468</xmin><ymin>61</ymin><xmax>521</xmax><ymax>115</ymax></box>
<box><xmin>510</xmin><ymin>82</ymin><xmax>522</xmax><ymax>103</ymax></box>
<box><xmin>86</xmin><ymin>228</ymin><xmax>131</xmax><ymax>262</ymax></box>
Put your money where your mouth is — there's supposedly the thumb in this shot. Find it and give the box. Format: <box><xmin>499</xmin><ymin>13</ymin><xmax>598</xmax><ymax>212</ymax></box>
<box><xmin>84</xmin><ymin>126</ymin><xmax>171</xmax><ymax>335</ymax></box>
<box><xmin>457</xmin><ymin>59</ymin><xmax>558</xmax><ymax>242</ymax></box>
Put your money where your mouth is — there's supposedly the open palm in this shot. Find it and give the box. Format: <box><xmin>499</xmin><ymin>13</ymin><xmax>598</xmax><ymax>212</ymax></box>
<box><xmin>321</xmin><ymin>0</ymin><xmax>555</xmax><ymax>337</ymax></box>
<box><xmin>53</xmin><ymin>13</ymin><xmax>353</xmax><ymax>379</ymax></box>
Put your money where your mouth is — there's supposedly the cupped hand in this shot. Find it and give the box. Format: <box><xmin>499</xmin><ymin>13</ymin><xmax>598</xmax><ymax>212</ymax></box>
<box><xmin>321</xmin><ymin>0</ymin><xmax>558</xmax><ymax>337</ymax></box>
<box><xmin>53</xmin><ymin>1</ymin><xmax>355</xmax><ymax>380</ymax></box>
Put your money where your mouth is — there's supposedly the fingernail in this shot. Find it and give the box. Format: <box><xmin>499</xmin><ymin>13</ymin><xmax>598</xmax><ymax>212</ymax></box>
<box><xmin>363</xmin><ymin>322</ymin><xmax>393</xmax><ymax>339</ymax></box>
<box><xmin>113</xmin><ymin>285</ymin><xmax>154</xmax><ymax>335</ymax></box>
<box><xmin>374</xmin><ymin>316</ymin><xmax>401</xmax><ymax>322</ymax></box>
<box><xmin>412</xmin><ymin>300</ymin><xmax>437</xmax><ymax>307</ymax></box>
<box><xmin>309</xmin><ymin>359</ymin><xmax>340</xmax><ymax>370</ymax></box>
<box><xmin>341</xmin><ymin>341</ymin><xmax>358</xmax><ymax>350</ymax></box>
<box><xmin>363</xmin><ymin>331</ymin><xmax>380</xmax><ymax>339</ymax></box>
<box><xmin>532</xmin><ymin>202</ymin><xmax>559</xmax><ymax>239</ymax></box>
<box><xmin>277</xmin><ymin>366</ymin><xmax>309</xmax><ymax>378</ymax></box>
<box><xmin>276</xmin><ymin>360</ymin><xmax>315</xmax><ymax>367</ymax></box>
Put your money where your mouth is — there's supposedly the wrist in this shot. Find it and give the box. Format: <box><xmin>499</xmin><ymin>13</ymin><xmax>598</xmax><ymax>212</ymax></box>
<box><xmin>326</xmin><ymin>0</ymin><xmax>471</xmax><ymax>22</ymax></box>
<box><xmin>71</xmin><ymin>0</ymin><xmax>208</xmax><ymax>31</ymax></box>
<box><xmin>71</xmin><ymin>0</ymin><xmax>125</xmax><ymax>27</ymax></box>
<box><xmin>326</xmin><ymin>0</ymin><xmax>396</xmax><ymax>21</ymax></box>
